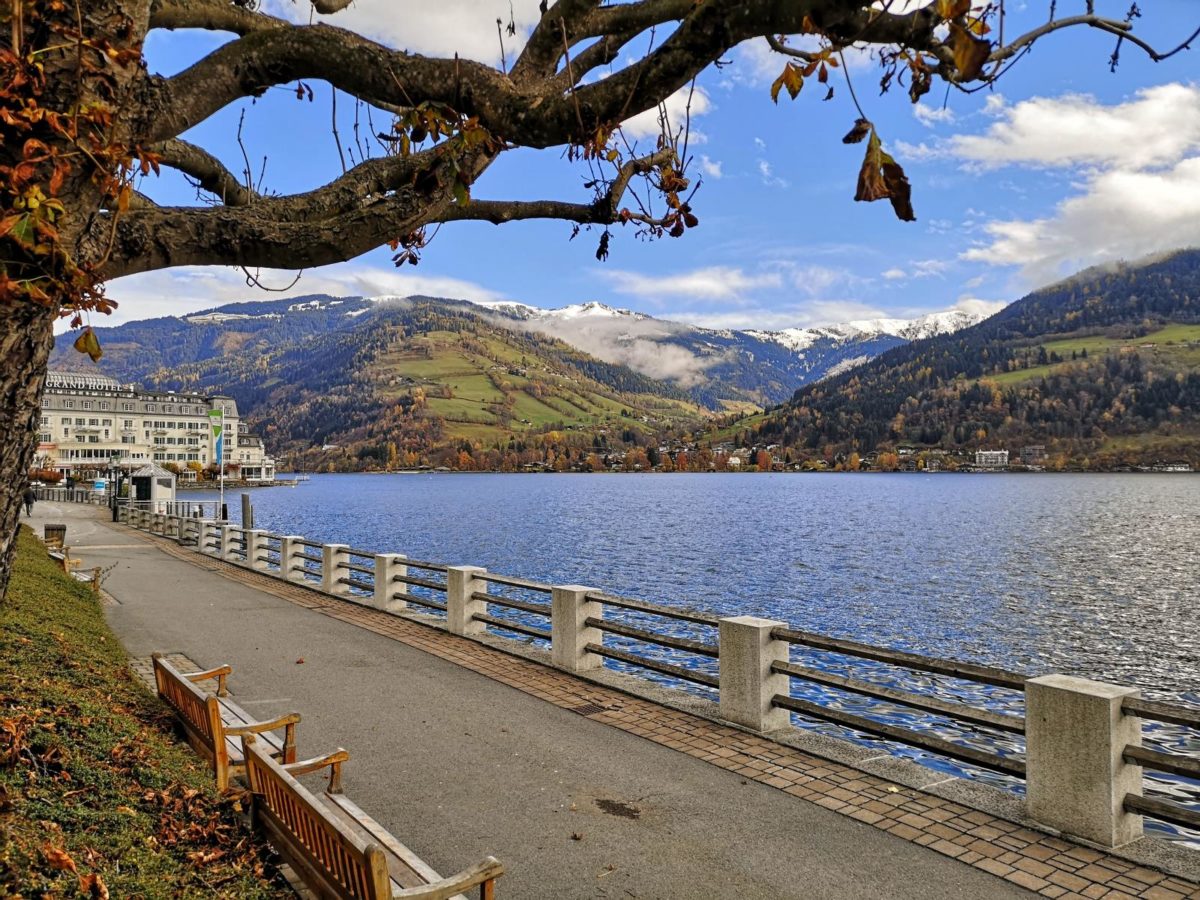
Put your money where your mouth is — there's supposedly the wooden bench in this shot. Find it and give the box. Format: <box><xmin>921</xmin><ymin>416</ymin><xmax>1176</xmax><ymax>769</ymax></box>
<box><xmin>152</xmin><ymin>654</ymin><xmax>300</xmax><ymax>791</ymax></box>
<box><xmin>243</xmin><ymin>735</ymin><xmax>504</xmax><ymax>899</ymax></box>
<box><xmin>47</xmin><ymin>548</ymin><xmax>102</xmax><ymax>594</ymax></box>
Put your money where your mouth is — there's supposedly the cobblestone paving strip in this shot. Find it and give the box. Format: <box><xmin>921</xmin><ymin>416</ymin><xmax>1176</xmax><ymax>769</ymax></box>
<box><xmin>135</xmin><ymin>532</ymin><xmax>1200</xmax><ymax>900</ymax></box>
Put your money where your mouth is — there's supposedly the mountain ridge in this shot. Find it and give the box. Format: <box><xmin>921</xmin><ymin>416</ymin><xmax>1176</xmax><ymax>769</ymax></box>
<box><xmin>743</xmin><ymin>248</ymin><xmax>1200</xmax><ymax>469</ymax></box>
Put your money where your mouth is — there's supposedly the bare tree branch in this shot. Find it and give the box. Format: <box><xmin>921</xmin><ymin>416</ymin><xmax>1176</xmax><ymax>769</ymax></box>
<box><xmin>153</xmin><ymin>138</ymin><xmax>255</xmax><ymax>206</ymax></box>
<box><xmin>435</xmin><ymin>146</ymin><xmax>676</xmax><ymax>227</ymax></box>
<box><xmin>149</xmin><ymin>0</ymin><xmax>282</xmax><ymax>35</ymax></box>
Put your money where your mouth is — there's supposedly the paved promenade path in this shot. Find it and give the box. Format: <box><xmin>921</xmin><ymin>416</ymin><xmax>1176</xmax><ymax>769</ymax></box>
<box><xmin>27</xmin><ymin>503</ymin><xmax>1200</xmax><ymax>900</ymax></box>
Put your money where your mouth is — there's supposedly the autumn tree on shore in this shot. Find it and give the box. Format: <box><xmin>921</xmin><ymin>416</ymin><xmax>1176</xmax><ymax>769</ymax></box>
<box><xmin>0</xmin><ymin>0</ymin><xmax>1193</xmax><ymax>597</ymax></box>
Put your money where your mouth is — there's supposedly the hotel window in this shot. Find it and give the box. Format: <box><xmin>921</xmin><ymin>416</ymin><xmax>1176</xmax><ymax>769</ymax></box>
<box><xmin>75</xmin><ymin>417</ymin><xmax>85</xmax><ymax>425</ymax></box>
<box><xmin>64</xmin><ymin>400</ymin><xmax>74</xmax><ymax>409</ymax></box>
<box><xmin>145</xmin><ymin>404</ymin><xmax>156</xmax><ymax>412</ymax></box>
<box><xmin>88</xmin><ymin>418</ymin><xmax>99</xmax><ymax>426</ymax></box>
<box><xmin>122</xmin><ymin>403</ymin><xmax>133</xmax><ymax>411</ymax></box>
<box><xmin>39</xmin><ymin>433</ymin><xmax>51</xmax><ymax>443</ymax></box>
<box><xmin>123</xmin><ymin>419</ymin><xmax>133</xmax><ymax>428</ymax></box>
<box><xmin>100</xmin><ymin>402</ymin><xmax>110</xmax><ymax>410</ymax></box>
<box><xmin>40</xmin><ymin>416</ymin><xmax>49</xmax><ymax>425</ymax></box>
<box><xmin>82</xmin><ymin>401</ymin><xmax>92</xmax><ymax>410</ymax></box>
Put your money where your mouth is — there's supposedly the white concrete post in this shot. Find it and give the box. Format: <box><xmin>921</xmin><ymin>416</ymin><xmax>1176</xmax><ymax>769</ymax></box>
<box><xmin>373</xmin><ymin>553</ymin><xmax>408</xmax><ymax>613</ymax></box>
<box><xmin>152</xmin><ymin>512</ymin><xmax>166</xmax><ymax>535</ymax></box>
<box><xmin>117</xmin><ymin>505</ymin><xmax>129</xmax><ymax>524</ymax></box>
<box><xmin>279</xmin><ymin>536</ymin><xmax>307</xmax><ymax>583</ymax></box>
<box><xmin>197</xmin><ymin>521</ymin><xmax>216</xmax><ymax>555</ymax></box>
<box><xmin>166</xmin><ymin>516</ymin><xmax>180</xmax><ymax>540</ymax></box>
<box><xmin>718</xmin><ymin>616</ymin><xmax>790</xmax><ymax>732</ymax></box>
<box><xmin>246</xmin><ymin>530</ymin><xmax>270</xmax><ymax>572</ymax></box>
<box><xmin>551</xmin><ymin>586</ymin><xmax>603</xmax><ymax>673</ymax></box>
<box><xmin>1026</xmin><ymin>674</ymin><xmax>1143</xmax><ymax>847</ymax></box>
<box><xmin>321</xmin><ymin>543</ymin><xmax>350</xmax><ymax>596</ymax></box>
<box><xmin>220</xmin><ymin>524</ymin><xmax>239</xmax><ymax>562</ymax></box>
<box><xmin>446</xmin><ymin>566</ymin><xmax>488</xmax><ymax>635</ymax></box>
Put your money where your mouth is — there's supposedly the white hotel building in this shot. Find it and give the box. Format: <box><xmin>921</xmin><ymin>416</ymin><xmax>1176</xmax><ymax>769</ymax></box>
<box><xmin>37</xmin><ymin>371</ymin><xmax>275</xmax><ymax>482</ymax></box>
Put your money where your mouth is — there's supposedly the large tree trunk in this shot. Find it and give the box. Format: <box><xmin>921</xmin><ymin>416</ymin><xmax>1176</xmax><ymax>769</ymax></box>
<box><xmin>0</xmin><ymin>302</ymin><xmax>57</xmax><ymax>600</ymax></box>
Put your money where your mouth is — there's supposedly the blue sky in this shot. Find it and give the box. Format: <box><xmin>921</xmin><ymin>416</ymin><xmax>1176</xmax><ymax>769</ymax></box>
<box><xmin>103</xmin><ymin>1</ymin><xmax>1200</xmax><ymax>331</ymax></box>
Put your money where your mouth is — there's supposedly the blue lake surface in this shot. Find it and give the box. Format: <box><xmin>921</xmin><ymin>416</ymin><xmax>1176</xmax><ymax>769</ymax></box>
<box><xmin>200</xmin><ymin>471</ymin><xmax>1200</xmax><ymax>698</ymax></box>
<box><xmin>191</xmin><ymin>472</ymin><xmax>1200</xmax><ymax>841</ymax></box>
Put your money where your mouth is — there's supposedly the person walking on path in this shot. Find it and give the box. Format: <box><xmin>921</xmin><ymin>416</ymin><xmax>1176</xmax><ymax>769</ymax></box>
<box><xmin>22</xmin><ymin>486</ymin><xmax>35</xmax><ymax>517</ymax></box>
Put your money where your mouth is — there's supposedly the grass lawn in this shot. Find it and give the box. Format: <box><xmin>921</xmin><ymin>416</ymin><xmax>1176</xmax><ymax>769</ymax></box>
<box><xmin>424</xmin><ymin>397</ymin><xmax>500</xmax><ymax>423</ymax></box>
<box><xmin>0</xmin><ymin>527</ymin><xmax>287</xmax><ymax>898</ymax></box>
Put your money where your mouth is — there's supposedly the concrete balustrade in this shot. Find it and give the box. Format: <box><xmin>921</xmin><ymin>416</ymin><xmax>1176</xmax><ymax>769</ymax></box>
<box><xmin>109</xmin><ymin>504</ymin><xmax>1188</xmax><ymax>851</ymax></box>
<box><xmin>322</xmin><ymin>544</ymin><xmax>350</xmax><ymax>596</ymax></box>
<box><xmin>551</xmin><ymin>586</ymin><xmax>602</xmax><ymax>673</ymax></box>
<box><xmin>220</xmin><ymin>524</ymin><xmax>240</xmax><ymax>562</ymax></box>
<box><xmin>1026</xmin><ymin>675</ymin><xmax>1143</xmax><ymax>847</ymax></box>
<box><xmin>246</xmin><ymin>530</ymin><xmax>270</xmax><ymax>572</ymax></box>
<box><xmin>446</xmin><ymin>566</ymin><xmax>488</xmax><ymax>636</ymax></box>
<box><xmin>198</xmin><ymin>521</ymin><xmax>219</xmax><ymax>556</ymax></box>
<box><xmin>373</xmin><ymin>553</ymin><xmax>408</xmax><ymax>613</ymax></box>
<box><xmin>718</xmin><ymin>616</ymin><xmax>790</xmax><ymax>732</ymax></box>
<box><xmin>279</xmin><ymin>536</ymin><xmax>308</xmax><ymax>583</ymax></box>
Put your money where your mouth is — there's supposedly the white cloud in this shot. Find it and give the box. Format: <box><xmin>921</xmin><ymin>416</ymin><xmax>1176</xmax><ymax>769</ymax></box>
<box><xmin>949</xmin><ymin>84</ymin><xmax>1200</xmax><ymax>171</ymax></box>
<box><xmin>621</xmin><ymin>86</ymin><xmax>712</xmax><ymax>142</ymax></box>
<box><xmin>913</xmin><ymin>103</ymin><xmax>955</xmax><ymax>127</ymax></box>
<box><xmin>953</xmin><ymin>296</ymin><xmax>1008</xmax><ymax>318</ymax></box>
<box><xmin>96</xmin><ymin>263</ymin><xmax>506</xmax><ymax>329</ymax></box>
<box><xmin>910</xmin><ymin>259</ymin><xmax>950</xmax><ymax>278</ymax></box>
<box><xmin>699</xmin><ymin>155</ymin><xmax>723</xmax><ymax>179</ymax></box>
<box><xmin>506</xmin><ymin>313</ymin><xmax>722</xmax><ymax>387</ymax></box>
<box><xmin>882</xmin><ymin>268</ymin><xmax>907</xmax><ymax>280</ymax></box>
<box><xmin>599</xmin><ymin>266</ymin><xmax>782</xmax><ymax>302</ymax></box>
<box><xmin>263</xmin><ymin>0</ymin><xmax>542</xmax><ymax>64</ymax></box>
<box><xmin>905</xmin><ymin>82</ymin><xmax>1200</xmax><ymax>284</ymax></box>
<box><xmin>788</xmin><ymin>264</ymin><xmax>851</xmax><ymax>295</ymax></box>
<box><xmin>757</xmin><ymin>159</ymin><xmax>789</xmax><ymax>188</ymax></box>
<box><xmin>677</xmin><ymin>299</ymin><xmax>888</xmax><ymax>331</ymax></box>
<box><xmin>729</xmin><ymin>36</ymin><xmax>874</xmax><ymax>89</ymax></box>
<box><xmin>963</xmin><ymin>157</ymin><xmax>1200</xmax><ymax>282</ymax></box>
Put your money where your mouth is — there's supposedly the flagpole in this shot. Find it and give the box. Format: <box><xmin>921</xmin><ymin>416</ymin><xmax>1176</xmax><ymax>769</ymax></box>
<box><xmin>219</xmin><ymin>407</ymin><xmax>225</xmax><ymax>519</ymax></box>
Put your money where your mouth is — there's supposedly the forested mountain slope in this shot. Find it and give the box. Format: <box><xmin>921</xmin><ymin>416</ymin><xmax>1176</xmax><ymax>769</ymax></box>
<box><xmin>50</xmin><ymin>296</ymin><xmax>704</xmax><ymax>470</ymax></box>
<box><xmin>748</xmin><ymin>250</ymin><xmax>1200</xmax><ymax>468</ymax></box>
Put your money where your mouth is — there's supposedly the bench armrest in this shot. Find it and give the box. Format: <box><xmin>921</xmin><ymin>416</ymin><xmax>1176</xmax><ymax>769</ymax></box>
<box><xmin>226</xmin><ymin>712</ymin><xmax>301</xmax><ymax>763</ymax></box>
<box><xmin>284</xmin><ymin>748</ymin><xmax>350</xmax><ymax>794</ymax></box>
<box><xmin>183</xmin><ymin>664</ymin><xmax>232</xmax><ymax>698</ymax></box>
<box><xmin>393</xmin><ymin>857</ymin><xmax>504</xmax><ymax>899</ymax></box>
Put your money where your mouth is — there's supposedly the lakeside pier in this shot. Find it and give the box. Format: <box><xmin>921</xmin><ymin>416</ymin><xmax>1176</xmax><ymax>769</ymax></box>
<box><xmin>29</xmin><ymin>500</ymin><xmax>1200</xmax><ymax>898</ymax></box>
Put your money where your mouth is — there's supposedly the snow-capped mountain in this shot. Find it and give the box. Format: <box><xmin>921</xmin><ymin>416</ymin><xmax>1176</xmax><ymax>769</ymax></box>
<box><xmin>745</xmin><ymin>309</ymin><xmax>983</xmax><ymax>352</ymax></box>
<box><xmin>483</xmin><ymin>300</ymin><xmax>989</xmax><ymax>406</ymax></box>
<box><xmin>171</xmin><ymin>292</ymin><xmax>994</xmax><ymax>409</ymax></box>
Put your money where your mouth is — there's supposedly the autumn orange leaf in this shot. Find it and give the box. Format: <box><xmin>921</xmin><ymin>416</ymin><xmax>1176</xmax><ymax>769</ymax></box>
<box><xmin>949</xmin><ymin>22</ymin><xmax>991</xmax><ymax>82</ymax></box>
<box><xmin>80</xmin><ymin>872</ymin><xmax>110</xmax><ymax>899</ymax></box>
<box><xmin>73</xmin><ymin>327</ymin><xmax>102</xmax><ymax>362</ymax></box>
<box><xmin>42</xmin><ymin>843</ymin><xmax>77</xmax><ymax>873</ymax></box>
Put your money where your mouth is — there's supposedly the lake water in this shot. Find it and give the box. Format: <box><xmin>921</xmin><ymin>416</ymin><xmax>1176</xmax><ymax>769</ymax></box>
<box><xmin>190</xmin><ymin>472</ymin><xmax>1200</xmax><ymax>841</ymax></box>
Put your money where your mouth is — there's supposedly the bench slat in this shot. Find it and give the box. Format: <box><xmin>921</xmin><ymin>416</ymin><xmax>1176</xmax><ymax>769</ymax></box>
<box><xmin>244</xmin><ymin>736</ymin><xmax>391</xmax><ymax>899</ymax></box>
<box><xmin>154</xmin><ymin>655</ymin><xmax>297</xmax><ymax>791</ymax></box>
<box><xmin>323</xmin><ymin>793</ymin><xmax>450</xmax><ymax>893</ymax></box>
